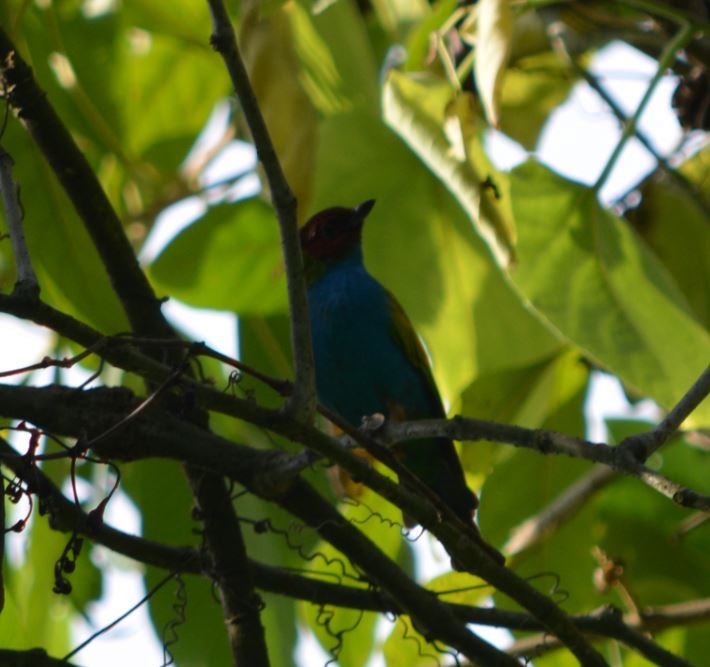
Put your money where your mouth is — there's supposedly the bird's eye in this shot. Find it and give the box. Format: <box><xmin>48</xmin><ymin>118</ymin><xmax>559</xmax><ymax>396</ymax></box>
<box><xmin>320</xmin><ymin>223</ymin><xmax>337</xmax><ymax>240</ymax></box>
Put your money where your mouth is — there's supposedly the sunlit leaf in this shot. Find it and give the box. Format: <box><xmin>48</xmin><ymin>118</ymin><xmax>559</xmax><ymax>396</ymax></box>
<box><xmin>241</xmin><ymin>0</ymin><xmax>318</xmax><ymax>217</ymax></box>
<box><xmin>149</xmin><ymin>198</ymin><xmax>287</xmax><ymax>315</ymax></box>
<box><xmin>383</xmin><ymin>69</ymin><xmax>515</xmax><ymax>267</ymax></box>
<box><xmin>510</xmin><ymin>160</ymin><xmax>710</xmax><ymax>426</ymax></box>
<box><xmin>475</xmin><ymin>0</ymin><xmax>513</xmax><ymax>127</ymax></box>
<box><xmin>500</xmin><ymin>51</ymin><xmax>577</xmax><ymax>149</ymax></box>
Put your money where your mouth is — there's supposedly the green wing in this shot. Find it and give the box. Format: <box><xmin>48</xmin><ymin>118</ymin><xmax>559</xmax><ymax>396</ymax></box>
<box><xmin>385</xmin><ymin>289</ymin><xmax>447</xmax><ymax>419</ymax></box>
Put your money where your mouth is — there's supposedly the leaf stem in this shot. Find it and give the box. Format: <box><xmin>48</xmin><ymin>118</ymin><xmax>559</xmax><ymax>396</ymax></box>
<box><xmin>594</xmin><ymin>21</ymin><xmax>697</xmax><ymax>194</ymax></box>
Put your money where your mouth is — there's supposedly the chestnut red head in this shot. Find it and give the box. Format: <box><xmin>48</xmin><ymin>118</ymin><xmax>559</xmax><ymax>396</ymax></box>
<box><xmin>300</xmin><ymin>199</ymin><xmax>375</xmax><ymax>262</ymax></box>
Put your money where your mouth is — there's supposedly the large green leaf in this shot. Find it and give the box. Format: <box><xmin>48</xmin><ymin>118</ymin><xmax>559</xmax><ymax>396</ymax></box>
<box><xmin>460</xmin><ymin>348</ymin><xmax>589</xmax><ymax>489</ymax></box>
<box><xmin>241</xmin><ymin>0</ymin><xmax>319</xmax><ymax>216</ymax></box>
<box><xmin>149</xmin><ymin>199</ymin><xmax>287</xmax><ymax>315</ymax></box>
<box><xmin>510</xmin><ymin>160</ymin><xmax>710</xmax><ymax>426</ymax></box>
<box><xmin>111</xmin><ymin>21</ymin><xmax>224</xmax><ymax>163</ymax></box>
<box><xmin>383</xmin><ymin>70</ymin><xmax>515</xmax><ymax>267</ymax></box>
<box><xmin>288</xmin><ymin>0</ymin><xmax>379</xmax><ymax>115</ymax></box>
<box><xmin>628</xmin><ymin>146</ymin><xmax>710</xmax><ymax>330</ymax></box>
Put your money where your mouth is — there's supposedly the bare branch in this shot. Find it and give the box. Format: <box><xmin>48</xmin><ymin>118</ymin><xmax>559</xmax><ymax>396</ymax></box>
<box><xmin>0</xmin><ymin>649</ymin><xmax>82</xmax><ymax>667</ymax></box>
<box><xmin>617</xmin><ymin>364</ymin><xmax>710</xmax><ymax>460</ymax></box>
<box><xmin>0</xmin><ymin>146</ymin><xmax>38</xmax><ymax>298</ymax></box>
<box><xmin>0</xmin><ymin>384</ymin><xmax>600</xmax><ymax>665</ymax></box>
<box><xmin>7</xmin><ymin>433</ymin><xmax>708</xmax><ymax>666</ymax></box>
<box><xmin>205</xmin><ymin>0</ymin><xmax>316</xmax><ymax>422</ymax></box>
<box><xmin>507</xmin><ymin>604</ymin><xmax>697</xmax><ymax>667</ymax></box>
<box><xmin>381</xmin><ymin>416</ymin><xmax>710</xmax><ymax>510</ymax></box>
<box><xmin>504</xmin><ymin>466</ymin><xmax>618</xmax><ymax>556</ymax></box>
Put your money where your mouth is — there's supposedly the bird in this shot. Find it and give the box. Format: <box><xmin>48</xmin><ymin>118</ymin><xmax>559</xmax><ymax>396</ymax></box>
<box><xmin>300</xmin><ymin>199</ymin><xmax>479</xmax><ymax>528</ymax></box>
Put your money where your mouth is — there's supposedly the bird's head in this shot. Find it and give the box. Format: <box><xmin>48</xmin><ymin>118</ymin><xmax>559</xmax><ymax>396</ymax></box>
<box><xmin>300</xmin><ymin>199</ymin><xmax>375</xmax><ymax>264</ymax></box>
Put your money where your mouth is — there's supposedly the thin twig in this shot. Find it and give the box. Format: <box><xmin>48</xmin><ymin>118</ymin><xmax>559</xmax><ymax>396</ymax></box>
<box><xmin>617</xmin><ymin>364</ymin><xmax>710</xmax><ymax>460</ymax></box>
<box><xmin>64</xmin><ymin>571</ymin><xmax>177</xmax><ymax>661</ymax></box>
<box><xmin>0</xmin><ymin>146</ymin><xmax>39</xmax><ymax>297</ymax></box>
<box><xmin>504</xmin><ymin>466</ymin><xmax>618</xmax><ymax>556</ymax></box>
<box><xmin>594</xmin><ymin>21</ymin><xmax>698</xmax><ymax>192</ymax></box>
<box><xmin>561</xmin><ymin>52</ymin><xmax>710</xmax><ymax>220</ymax></box>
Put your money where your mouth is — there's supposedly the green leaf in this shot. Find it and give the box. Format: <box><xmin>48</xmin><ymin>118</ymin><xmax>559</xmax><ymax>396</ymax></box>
<box><xmin>288</xmin><ymin>0</ymin><xmax>379</xmax><ymax>115</ymax></box>
<box><xmin>112</xmin><ymin>28</ymin><xmax>226</xmax><ymax>162</ymax></box>
<box><xmin>475</xmin><ymin>0</ymin><xmax>513</xmax><ymax>127</ymax></box>
<box><xmin>149</xmin><ymin>199</ymin><xmax>287</xmax><ymax>315</ymax></box>
<box><xmin>500</xmin><ymin>51</ymin><xmax>577</xmax><ymax>150</ymax></box>
<box><xmin>383</xmin><ymin>70</ymin><xmax>515</xmax><ymax>267</ymax></box>
<box><xmin>510</xmin><ymin>160</ymin><xmax>710</xmax><ymax>426</ymax></box>
<box><xmin>628</xmin><ymin>145</ymin><xmax>710</xmax><ymax>330</ymax></box>
<box><xmin>403</xmin><ymin>0</ymin><xmax>458</xmax><ymax>71</ymax></box>
<box><xmin>0</xmin><ymin>126</ymin><xmax>129</xmax><ymax>333</ymax></box>
<box><xmin>300</xmin><ymin>484</ymin><xmax>403</xmax><ymax>667</ymax></box>
<box><xmin>241</xmin><ymin>0</ymin><xmax>319</xmax><ymax>215</ymax></box>
<box><xmin>3</xmin><ymin>513</ymin><xmax>74</xmax><ymax>654</ymax></box>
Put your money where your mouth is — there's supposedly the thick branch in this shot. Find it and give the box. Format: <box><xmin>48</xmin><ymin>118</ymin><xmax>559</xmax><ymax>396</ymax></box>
<box><xmin>0</xmin><ymin>399</ymin><xmax>514</xmax><ymax>665</ymax></box>
<box><xmin>206</xmin><ymin>0</ymin><xmax>315</xmax><ymax>422</ymax></box>
<box><xmin>0</xmin><ymin>383</ymin><xmax>608</xmax><ymax>665</ymax></box>
<box><xmin>0</xmin><ymin>649</ymin><xmax>82</xmax><ymax>667</ymax></box>
<box><xmin>0</xmin><ymin>30</ymin><xmax>170</xmax><ymax>339</ymax></box>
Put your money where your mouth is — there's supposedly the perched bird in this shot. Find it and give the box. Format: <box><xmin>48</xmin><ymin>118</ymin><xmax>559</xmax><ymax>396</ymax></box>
<box><xmin>300</xmin><ymin>199</ymin><xmax>478</xmax><ymax>527</ymax></box>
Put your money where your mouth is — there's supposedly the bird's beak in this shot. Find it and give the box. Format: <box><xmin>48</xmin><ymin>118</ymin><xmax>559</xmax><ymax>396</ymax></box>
<box><xmin>355</xmin><ymin>199</ymin><xmax>376</xmax><ymax>220</ymax></box>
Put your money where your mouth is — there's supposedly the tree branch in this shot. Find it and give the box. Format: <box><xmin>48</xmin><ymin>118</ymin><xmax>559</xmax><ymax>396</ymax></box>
<box><xmin>0</xmin><ymin>383</ymin><xmax>608</xmax><ymax>665</ymax></box>
<box><xmin>205</xmin><ymin>0</ymin><xmax>316</xmax><ymax>422</ymax></box>
<box><xmin>0</xmin><ymin>29</ymin><xmax>170</xmax><ymax>339</ymax></box>
<box><xmin>0</xmin><ymin>146</ymin><xmax>39</xmax><ymax>298</ymax></box>
<box><xmin>0</xmin><ymin>649</ymin><xmax>82</xmax><ymax>667</ymax></box>
<box><xmin>504</xmin><ymin>466</ymin><xmax>618</xmax><ymax>556</ymax></box>
<box><xmin>0</xmin><ymin>31</ymin><xmax>272</xmax><ymax>661</ymax></box>
<box><xmin>7</xmin><ymin>434</ymin><xmax>707</xmax><ymax>666</ymax></box>
<box><xmin>380</xmin><ymin>414</ymin><xmax>710</xmax><ymax>510</ymax></box>
<box><xmin>506</xmin><ymin>604</ymin><xmax>697</xmax><ymax>667</ymax></box>
<box><xmin>0</xmin><ymin>392</ymin><xmax>517</xmax><ymax>665</ymax></box>
<box><xmin>617</xmin><ymin>364</ymin><xmax>710</xmax><ymax>461</ymax></box>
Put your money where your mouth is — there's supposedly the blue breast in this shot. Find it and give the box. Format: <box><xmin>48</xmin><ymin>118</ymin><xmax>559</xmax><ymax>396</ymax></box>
<box><xmin>307</xmin><ymin>250</ymin><xmax>434</xmax><ymax>426</ymax></box>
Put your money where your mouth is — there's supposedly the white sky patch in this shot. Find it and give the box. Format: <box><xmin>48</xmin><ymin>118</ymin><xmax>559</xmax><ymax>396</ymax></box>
<box><xmin>162</xmin><ymin>298</ymin><xmax>238</xmax><ymax>358</ymax></box>
<box><xmin>537</xmin><ymin>41</ymin><xmax>681</xmax><ymax>204</ymax></box>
